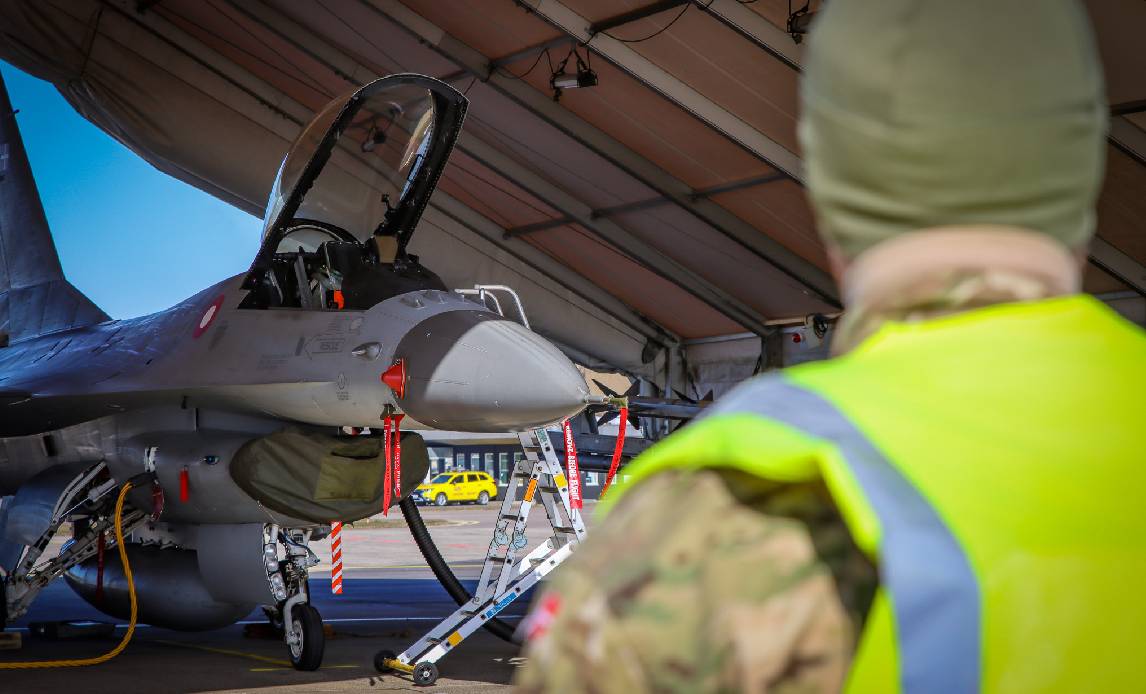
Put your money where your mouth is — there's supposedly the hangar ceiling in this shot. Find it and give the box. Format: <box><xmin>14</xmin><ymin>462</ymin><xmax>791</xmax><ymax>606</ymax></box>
<box><xmin>1</xmin><ymin>0</ymin><xmax>1143</xmax><ymax>390</ymax></box>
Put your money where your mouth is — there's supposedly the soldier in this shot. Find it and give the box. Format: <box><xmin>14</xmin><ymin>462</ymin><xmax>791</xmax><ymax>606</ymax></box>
<box><xmin>517</xmin><ymin>0</ymin><xmax>1145</xmax><ymax>692</ymax></box>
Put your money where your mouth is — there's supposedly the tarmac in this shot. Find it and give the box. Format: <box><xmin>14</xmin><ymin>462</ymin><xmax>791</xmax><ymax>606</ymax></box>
<box><xmin>0</xmin><ymin>502</ymin><xmax>595</xmax><ymax>692</ymax></box>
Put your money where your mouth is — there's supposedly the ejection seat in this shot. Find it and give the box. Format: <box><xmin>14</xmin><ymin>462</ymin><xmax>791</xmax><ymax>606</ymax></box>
<box><xmin>338</xmin><ymin>234</ymin><xmax>448</xmax><ymax>311</ymax></box>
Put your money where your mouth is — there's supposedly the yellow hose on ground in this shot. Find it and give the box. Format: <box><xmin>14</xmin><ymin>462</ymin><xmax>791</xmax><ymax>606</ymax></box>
<box><xmin>0</xmin><ymin>481</ymin><xmax>138</xmax><ymax>669</ymax></box>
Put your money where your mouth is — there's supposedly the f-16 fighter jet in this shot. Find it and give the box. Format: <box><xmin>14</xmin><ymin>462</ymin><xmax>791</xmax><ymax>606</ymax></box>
<box><xmin>0</xmin><ymin>73</ymin><xmax>589</xmax><ymax>669</ymax></box>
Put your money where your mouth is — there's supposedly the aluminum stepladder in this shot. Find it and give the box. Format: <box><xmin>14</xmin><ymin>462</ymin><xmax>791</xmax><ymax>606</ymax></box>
<box><xmin>376</xmin><ymin>427</ymin><xmax>587</xmax><ymax>686</ymax></box>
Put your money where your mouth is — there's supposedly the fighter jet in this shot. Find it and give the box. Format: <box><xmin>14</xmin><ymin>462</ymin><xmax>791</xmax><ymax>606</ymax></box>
<box><xmin>0</xmin><ymin>73</ymin><xmax>589</xmax><ymax>669</ymax></box>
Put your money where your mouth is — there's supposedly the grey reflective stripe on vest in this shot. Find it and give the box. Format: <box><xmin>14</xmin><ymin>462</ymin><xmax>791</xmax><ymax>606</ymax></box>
<box><xmin>710</xmin><ymin>376</ymin><xmax>980</xmax><ymax>694</ymax></box>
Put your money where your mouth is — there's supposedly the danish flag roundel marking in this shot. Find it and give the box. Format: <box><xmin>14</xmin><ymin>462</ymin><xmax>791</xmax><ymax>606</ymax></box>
<box><xmin>194</xmin><ymin>294</ymin><xmax>225</xmax><ymax>338</ymax></box>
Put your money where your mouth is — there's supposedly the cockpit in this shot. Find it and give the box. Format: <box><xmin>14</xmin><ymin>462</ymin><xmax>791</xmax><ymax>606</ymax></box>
<box><xmin>240</xmin><ymin>75</ymin><xmax>468</xmax><ymax>311</ymax></box>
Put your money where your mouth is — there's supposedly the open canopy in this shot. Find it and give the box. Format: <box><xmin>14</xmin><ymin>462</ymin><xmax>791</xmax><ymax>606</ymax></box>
<box><xmin>260</xmin><ymin>75</ymin><xmax>467</xmax><ymax>258</ymax></box>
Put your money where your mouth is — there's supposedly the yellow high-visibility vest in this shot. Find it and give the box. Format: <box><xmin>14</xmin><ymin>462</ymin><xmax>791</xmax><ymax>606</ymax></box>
<box><xmin>608</xmin><ymin>296</ymin><xmax>1146</xmax><ymax>693</ymax></box>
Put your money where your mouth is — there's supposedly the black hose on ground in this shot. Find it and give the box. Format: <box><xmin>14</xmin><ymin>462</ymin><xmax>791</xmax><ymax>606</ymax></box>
<box><xmin>399</xmin><ymin>498</ymin><xmax>521</xmax><ymax>645</ymax></box>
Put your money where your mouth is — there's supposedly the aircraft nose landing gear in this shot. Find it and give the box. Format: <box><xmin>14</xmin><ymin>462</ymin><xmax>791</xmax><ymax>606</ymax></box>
<box><xmin>285</xmin><ymin>602</ymin><xmax>324</xmax><ymax>671</ymax></box>
<box><xmin>263</xmin><ymin>526</ymin><xmax>324</xmax><ymax>670</ymax></box>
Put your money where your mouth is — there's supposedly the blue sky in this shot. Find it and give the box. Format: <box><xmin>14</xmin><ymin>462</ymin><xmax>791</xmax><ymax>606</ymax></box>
<box><xmin>1</xmin><ymin>62</ymin><xmax>262</xmax><ymax>319</ymax></box>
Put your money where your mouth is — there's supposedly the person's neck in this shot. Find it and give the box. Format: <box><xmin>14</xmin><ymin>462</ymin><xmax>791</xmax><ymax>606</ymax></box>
<box><xmin>832</xmin><ymin>226</ymin><xmax>1081</xmax><ymax>354</ymax></box>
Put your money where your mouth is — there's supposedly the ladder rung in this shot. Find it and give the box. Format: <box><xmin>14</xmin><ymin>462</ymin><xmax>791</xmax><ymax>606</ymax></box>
<box><xmin>394</xmin><ymin>430</ymin><xmax>580</xmax><ymax>667</ymax></box>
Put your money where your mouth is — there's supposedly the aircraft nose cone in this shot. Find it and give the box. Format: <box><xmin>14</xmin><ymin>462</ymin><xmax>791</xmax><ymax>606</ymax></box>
<box><xmin>394</xmin><ymin>310</ymin><xmax>588</xmax><ymax>431</ymax></box>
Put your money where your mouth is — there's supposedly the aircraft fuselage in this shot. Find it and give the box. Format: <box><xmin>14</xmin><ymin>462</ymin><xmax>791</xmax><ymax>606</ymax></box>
<box><xmin>0</xmin><ymin>273</ymin><xmax>588</xmax><ymax>443</ymax></box>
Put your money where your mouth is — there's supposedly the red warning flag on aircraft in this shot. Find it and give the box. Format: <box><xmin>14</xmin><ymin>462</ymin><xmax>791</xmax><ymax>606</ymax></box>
<box><xmin>392</xmin><ymin>414</ymin><xmax>405</xmax><ymax>499</ymax></box>
<box><xmin>382</xmin><ymin>415</ymin><xmax>393</xmax><ymax>516</ymax></box>
<box><xmin>562</xmin><ymin>420</ymin><xmax>583</xmax><ymax>510</ymax></box>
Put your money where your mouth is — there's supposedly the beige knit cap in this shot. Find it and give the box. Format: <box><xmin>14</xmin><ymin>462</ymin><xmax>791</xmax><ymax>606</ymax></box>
<box><xmin>799</xmin><ymin>0</ymin><xmax>1108</xmax><ymax>259</ymax></box>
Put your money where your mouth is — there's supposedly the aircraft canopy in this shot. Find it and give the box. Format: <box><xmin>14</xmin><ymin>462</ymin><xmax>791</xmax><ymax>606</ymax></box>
<box><xmin>264</xmin><ymin>75</ymin><xmax>466</xmax><ymax>255</ymax></box>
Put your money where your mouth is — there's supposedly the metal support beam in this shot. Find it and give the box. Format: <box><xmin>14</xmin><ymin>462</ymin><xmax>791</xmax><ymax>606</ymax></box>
<box><xmin>589</xmin><ymin>1</ymin><xmax>688</xmax><ymax>35</ymax></box>
<box><xmin>1090</xmin><ymin>237</ymin><xmax>1146</xmax><ymax>297</ymax></box>
<box><xmin>516</xmin><ymin>0</ymin><xmax>804</xmax><ymax>181</ymax></box>
<box><xmin>366</xmin><ymin>0</ymin><xmax>839</xmax><ymax>307</ymax></box>
<box><xmin>1110</xmin><ymin>116</ymin><xmax>1146</xmax><ymax>168</ymax></box>
<box><xmin>504</xmin><ymin>217</ymin><xmax>574</xmax><ymax>238</ymax></box>
<box><xmin>488</xmin><ymin>37</ymin><xmax>573</xmax><ymax>70</ymax></box>
<box><xmin>1095</xmin><ymin>290</ymin><xmax>1142</xmax><ymax>302</ymax></box>
<box><xmin>690</xmin><ymin>172</ymin><xmax>787</xmax><ymax>198</ymax></box>
<box><xmin>692</xmin><ymin>0</ymin><xmax>804</xmax><ymax>71</ymax></box>
<box><xmin>503</xmin><ymin>171</ymin><xmax>786</xmax><ymax>238</ymax></box>
<box><xmin>590</xmin><ymin>197</ymin><xmax>667</xmax><ymax>219</ymax></box>
<box><xmin>456</xmin><ymin>132</ymin><xmax>775</xmax><ymax>334</ymax></box>
<box><xmin>1111</xmin><ymin>100</ymin><xmax>1146</xmax><ymax>117</ymax></box>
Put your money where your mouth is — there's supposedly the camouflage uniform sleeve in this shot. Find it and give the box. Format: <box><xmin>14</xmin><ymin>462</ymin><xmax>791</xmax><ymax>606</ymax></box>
<box><xmin>515</xmin><ymin>469</ymin><xmax>877</xmax><ymax>694</ymax></box>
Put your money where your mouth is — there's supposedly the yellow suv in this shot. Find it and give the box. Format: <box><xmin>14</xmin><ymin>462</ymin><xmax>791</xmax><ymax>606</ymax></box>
<box><xmin>413</xmin><ymin>471</ymin><xmax>499</xmax><ymax>506</ymax></box>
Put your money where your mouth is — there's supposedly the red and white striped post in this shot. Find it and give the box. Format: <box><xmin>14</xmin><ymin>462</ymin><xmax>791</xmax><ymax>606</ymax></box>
<box><xmin>330</xmin><ymin>521</ymin><xmax>344</xmax><ymax>595</ymax></box>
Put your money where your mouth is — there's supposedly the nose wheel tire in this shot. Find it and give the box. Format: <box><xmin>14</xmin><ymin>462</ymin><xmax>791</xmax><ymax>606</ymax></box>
<box><xmin>413</xmin><ymin>661</ymin><xmax>440</xmax><ymax>686</ymax></box>
<box><xmin>435</xmin><ymin>493</ymin><xmax>448</xmax><ymax>506</ymax></box>
<box><xmin>477</xmin><ymin>491</ymin><xmax>490</xmax><ymax>505</ymax></box>
<box><xmin>287</xmin><ymin>603</ymin><xmax>325</xmax><ymax>671</ymax></box>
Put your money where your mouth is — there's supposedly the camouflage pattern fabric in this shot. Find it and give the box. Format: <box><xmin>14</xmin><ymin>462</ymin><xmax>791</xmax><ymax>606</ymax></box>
<box><xmin>516</xmin><ymin>469</ymin><xmax>877</xmax><ymax>693</ymax></box>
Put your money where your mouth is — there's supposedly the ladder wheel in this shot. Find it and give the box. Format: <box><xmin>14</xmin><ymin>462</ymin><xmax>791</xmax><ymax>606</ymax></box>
<box><xmin>374</xmin><ymin>649</ymin><xmax>397</xmax><ymax>673</ymax></box>
<box><xmin>477</xmin><ymin>491</ymin><xmax>490</xmax><ymax>505</ymax></box>
<box><xmin>413</xmin><ymin>661</ymin><xmax>440</xmax><ymax>686</ymax></box>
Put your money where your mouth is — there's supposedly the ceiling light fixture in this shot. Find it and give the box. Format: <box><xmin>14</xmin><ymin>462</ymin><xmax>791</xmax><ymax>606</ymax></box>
<box><xmin>550</xmin><ymin>46</ymin><xmax>597</xmax><ymax>102</ymax></box>
<box><xmin>787</xmin><ymin>0</ymin><xmax>817</xmax><ymax>43</ymax></box>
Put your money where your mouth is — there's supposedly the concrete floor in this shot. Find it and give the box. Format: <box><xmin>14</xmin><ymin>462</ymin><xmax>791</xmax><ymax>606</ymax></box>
<box><xmin>0</xmin><ymin>502</ymin><xmax>596</xmax><ymax>692</ymax></box>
